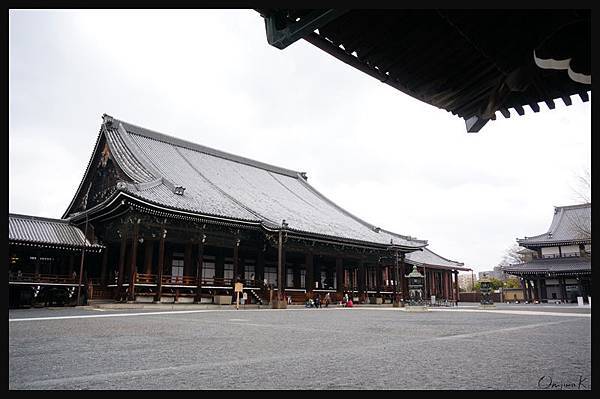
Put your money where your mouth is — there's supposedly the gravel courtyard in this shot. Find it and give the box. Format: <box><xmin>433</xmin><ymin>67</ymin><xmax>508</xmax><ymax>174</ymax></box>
<box><xmin>9</xmin><ymin>305</ymin><xmax>591</xmax><ymax>390</ymax></box>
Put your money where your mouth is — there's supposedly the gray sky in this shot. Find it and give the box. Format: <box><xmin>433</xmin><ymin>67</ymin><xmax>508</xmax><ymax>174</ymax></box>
<box><xmin>9</xmin><ymin>10</ymin><xmax>591</xmax><ymax>273</ymax></box>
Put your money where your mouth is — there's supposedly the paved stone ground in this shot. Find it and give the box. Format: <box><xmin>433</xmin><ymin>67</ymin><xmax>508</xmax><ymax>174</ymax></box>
<box><xmin>9</xmin><ymin>305</ymin><xmax>591</xmax><ymax>390</ymax></box>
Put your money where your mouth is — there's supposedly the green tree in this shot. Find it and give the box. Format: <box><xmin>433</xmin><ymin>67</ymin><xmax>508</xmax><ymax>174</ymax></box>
<box><xmin>474</xmin><ymin>277</ymin><xmax>504</xmax><ymax>291</ymax></box>
<box><xmin>503</xmin><ymin>277</ymin><xmax>521</xmax><ymax>289</ymax></box>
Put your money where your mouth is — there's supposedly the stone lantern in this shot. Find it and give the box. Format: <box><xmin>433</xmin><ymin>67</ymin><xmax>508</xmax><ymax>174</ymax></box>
<box><xmin>479</xmin><ymin>274</ymin><xmax>496</xmax><ymax>309</ymax></box>
<box><xmin>405</xmin><ymin>265</ymin><xmax>428</xmax><ymax>312</ymax></box>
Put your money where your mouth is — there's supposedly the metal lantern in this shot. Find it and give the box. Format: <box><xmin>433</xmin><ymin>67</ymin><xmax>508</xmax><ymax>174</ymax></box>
<box><xmin>479</xmin><ymin>274</ymin><xmax>494</xmax><ymax>305</ymax></box>
<box><xmin>406</xmin><ymin>265</ymin><xmax>425</xmax><ymax>305</ymax></box>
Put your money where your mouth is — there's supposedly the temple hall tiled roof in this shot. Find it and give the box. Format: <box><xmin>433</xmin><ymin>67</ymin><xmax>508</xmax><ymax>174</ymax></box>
<box><xmin>9</xmin><ymin>213</ymin><xmax>103</xmax><ymax>250</ymax></box>
<box><xmin>406</xmin><ymin>247</ymin><xmax>470</xmax><ymax>271</ymax></box>
<box><xmin>517</xmin><ymin>203</ymin><xmax>591</xmax><ymax>247</ymax></box>
<box><xmin>502</xmin><ymin>256</ymin><xmax>591</xmax><ymax>275</ymax></box>
<box><xmin>65</xmin><ymin>114</ymin><xmax>428</xmax><ymax>250</ymax></box>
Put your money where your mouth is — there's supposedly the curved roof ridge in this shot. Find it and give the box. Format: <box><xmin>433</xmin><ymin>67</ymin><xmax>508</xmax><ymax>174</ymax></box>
<box><xmin>112</xmin><ymin>115</ymin><xmax>303</xmax><ymax>178</ymax></box>
<box><xmin>421</xmin><ymin>246</ymin><xmax>464</xmax><ymax>266</ymax></box>
<box><xmin>379</xmin><ymin>227</ymin><xmax>428</xmax><ymax>246</ymax></box>
<box><xmin>547</xmin><ymin>206</ymin><xmax>565</xmax><ymax>235</ymax></box>
<box><xmin>104</xmin><ymin>124</ymin><xmax>155</xmax><ymax>183</ymax></box>
<box><xmin>116</xmin><ymin>123</ymin><xmax>163</xmax><ymax>180</ymax></box>
<box><xmin>61</xmin><ymin>124</ymin><xmax>105</xmax><ymax>218</ymax></box>
<box><xmin>554</xmin><ymin>202</ymin><xmax>591</xmax><ymax>210</ymax></box>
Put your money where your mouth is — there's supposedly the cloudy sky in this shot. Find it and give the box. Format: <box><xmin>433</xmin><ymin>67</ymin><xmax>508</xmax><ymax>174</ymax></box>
<box><xmin>9</xmin><ymin>10</ymin><xmax>591</xmax><ymax>273</ymax></box>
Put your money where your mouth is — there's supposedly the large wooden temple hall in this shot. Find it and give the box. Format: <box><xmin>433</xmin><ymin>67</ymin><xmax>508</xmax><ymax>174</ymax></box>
<box><xmin>8</xmin><ymin>114</ymin><xmax>469</xmax><ymax>307</ymax></box>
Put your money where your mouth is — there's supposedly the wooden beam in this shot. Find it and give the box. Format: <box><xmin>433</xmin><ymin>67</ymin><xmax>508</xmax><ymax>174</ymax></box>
<box><xmin>499</xmin><ymin>107</ymin><xmax>511</xmax><ymax>118</ymax></box>
<box><xmin>544</xmin><ymin>99</ymin><xmax>556</xmax><ymax>109</ymax></box>
<box><xmin>264</xmin><ymin>9</ymin><xmax>348</xmax><ymax>50</ymax></box>
<box><xmin>529</xmin><ymin>102</ymin><xmax>540</xmax><ymax>113</ymax></box>
<box><xmin>561</xmin><ymin>96</ymin><xmax>572</xmax><ymax>106</ymax></box>
<box><xmin>514</xmin><ymin>105</ymin><xmax>525</xmax><ymax>116</ymax></box>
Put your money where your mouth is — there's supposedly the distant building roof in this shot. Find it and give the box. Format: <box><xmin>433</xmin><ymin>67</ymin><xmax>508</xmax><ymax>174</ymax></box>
<box><xmin>9</xmin><ymin>213</ymin><xmax>103</xmax><ymax>251</ymax></box>
<box><xmin>502</xmin><ymin>257</ymin><xmax>590</xmax><ymax>276</ymax></box>
<box><xmin>406</xmin><ymin>247</ymin><xmax>470</xmax><ymax>271</ymax></box>
<box><xmin>257</xmin><ymin>10</ymin><xmax>590</xmax><ymax>132</ymax></box>
<box><xmin>64</xmin><ymin>114</ymin><xmax>427</xmax><ymax>250</ymax></box>
<box><xmin>517</xmin><ymin>203</ymin><xmax>591</xmax><ymax>247</ymax></box>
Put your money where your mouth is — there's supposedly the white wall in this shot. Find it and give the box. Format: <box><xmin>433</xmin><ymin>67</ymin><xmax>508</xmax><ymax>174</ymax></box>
<box><xmin>560</xmin><ymin>245</ymin><xmax>580</xmax><ymax>256</ymax></box>
<box><xmin>541</xmin><ymin>246</ymin><xmax>560</xmax><ymax>258</ymax></box>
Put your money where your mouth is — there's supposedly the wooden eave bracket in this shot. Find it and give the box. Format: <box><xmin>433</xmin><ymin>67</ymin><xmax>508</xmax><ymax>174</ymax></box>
<box><xmin>263</xmin><ymin>9</ymin><xmax>348</xmax><ymax>50</ymax></box>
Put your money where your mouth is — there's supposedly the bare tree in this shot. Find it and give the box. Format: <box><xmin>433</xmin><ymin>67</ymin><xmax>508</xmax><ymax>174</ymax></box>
<box><xmin>497</xmin><ymin>244</ymin><xmax>530</xmax><ymax>267</ymax></box>
<box><xmin>566</xmin><ymin>168</ymin><xmax>591</xmax><ymax>240</ymax></box>
<box><xmin>570</xmin><ymin>168</ymin><xmax>591</xmax><ymax>204</ymax></box>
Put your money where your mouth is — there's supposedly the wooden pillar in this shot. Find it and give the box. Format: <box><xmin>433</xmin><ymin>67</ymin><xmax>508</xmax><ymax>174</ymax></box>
<box><xmin>560</xmin><ymin>277</ymin><xmax>568</xmax><ymax>302</ymax></box>
<box><xmin>100</xmin><ymin>247</ymin><xmax>109</xmax><ymax>285</ymax></box>
<box><xmin>336</xmin><ymin>257</ymin><xmax>343</xmax><ymax>293</ymax></box>
<box><xmin>128</xmin><ymin>222</ymin><xmax>140</xmax><ymax>301</ymax></box>
<box><xmin>184</xmin><ymin>241</ymin><xmax>193</xmax><ymax>277</ymax></box>
<box><xmin>155</xmin><ymin>228</ymin><xmax>166</xmax><ymax>302</ymax></box>
<box><xmin>398</xmin><ymin>253</ymin><xmax>406</xmax><ymax>301</ymax></box>
<box><xmin>195</xmin><ymin>238</ymin><xmax>204</xmax><ymax>303</ymax></box>
<box><xmin>520</xmin><ymin>277</ymin><xmax>527</xmax><ymax>302</ymax></box>
<box><xmin>526</xmin><ymin>279</ymin><xmax>533</xmax><ymax>302</ymax></box>
<box><xmin>305</xmin><ymin>252</ymin><xmax>314</xmax><ymax>292</ymax></box>
<box><xmin>257</xmin><ymin>247</ymin><xmax>265</xmax><ymax>283</ymax></box>
<box><xmin>531</xmin><ymin>279</ymin><xmax>539</xmax><ymax>302</ymax></box>
<box><xmin>293</xmin><ymin>263</ymin><xmax>300</xmax><ymax>289</ymax></box>
<box><xmin>454</xmin><ymin>271</ymin><xmax>459</xmax><ymax>304</ymax></box>
<box><xmin>67</xmin><ymin>253</ymin><xmax>74</xmax><ymax>276</ymax></box>
<box><xmin>277</xmin><ymin>230</ymin><xmax>284</xmax><ymax>301</ymax></box>
<box><xmin>357</xmin><ymin>260</ymin><xmax>364</xmax><ymax>295</ymax></box>
<box><xmin>215</xmin><ymin>249</ymin><xmax>225</xmax><ymax>279</ymax></box>
<box><xmin>233</xmin><ymin>238</ymin><xmax>240</xmax><ymax>282</ymax></box>
<box><xmin>144</xmin><ymin>240</ymin><xmax>154</xmax><ymax>274</ymax></box>
<box><xmin>376</xmin><ymin>261</ymin><xmax>382</xmax><ymax>294</ymax></box>
<box><xmin>117</xmin><ymin>228</ymin><xmax>127</xmax><ymax>291</ymax></box>
<box><xmin>442</xmin><ymin>270</ymin><xmax>448</xmax><ymax>300</ymax></box>
<box><xmin>537</xmin><ymin>278</ymin><xmax>543</xmax><ymax>303</ymax></box>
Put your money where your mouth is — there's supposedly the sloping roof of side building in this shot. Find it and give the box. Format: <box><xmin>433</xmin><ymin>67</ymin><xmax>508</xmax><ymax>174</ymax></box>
<box><xmin>9</xmin><ymin>213</ymin><xmax>103</xmax><ymax>251</ymax></box>
<box><xmin>517</xmin><ymin>203</ymin><xmax>591</xmax><ymax>247</ymax></box>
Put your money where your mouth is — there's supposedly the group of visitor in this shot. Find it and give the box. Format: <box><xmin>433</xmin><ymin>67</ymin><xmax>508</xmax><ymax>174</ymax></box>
<box><xmin>305</xmin><ymin>292</ymin><xmax>332</xmax><ymax>308</ymax></box>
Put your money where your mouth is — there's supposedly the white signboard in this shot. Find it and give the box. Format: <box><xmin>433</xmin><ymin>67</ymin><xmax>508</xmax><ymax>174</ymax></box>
<box><xmin>431</xmin><ymin>295</ymin><xmax>436</xmax><ymax>304</ymax></box>
<box><xmin>577</xmin><ymin>296</ymin><xmax>584</xmax><ymax>307</ymax></box>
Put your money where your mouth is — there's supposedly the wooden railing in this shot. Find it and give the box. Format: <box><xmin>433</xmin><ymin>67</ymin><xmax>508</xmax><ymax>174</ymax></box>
<box><xmin>8</xmin><ymin>273</ymin><xmax>79</xmax><ymax>284</ymax></box>
<box><xmin>136</xmin><ymin>273</ymin><xmax>157</xmax><ymax>284</ymax></box>
<box><xmin>161</xmin><ymin>275</ymin><xmax>197</xmax><ymax>286</ymax></box>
